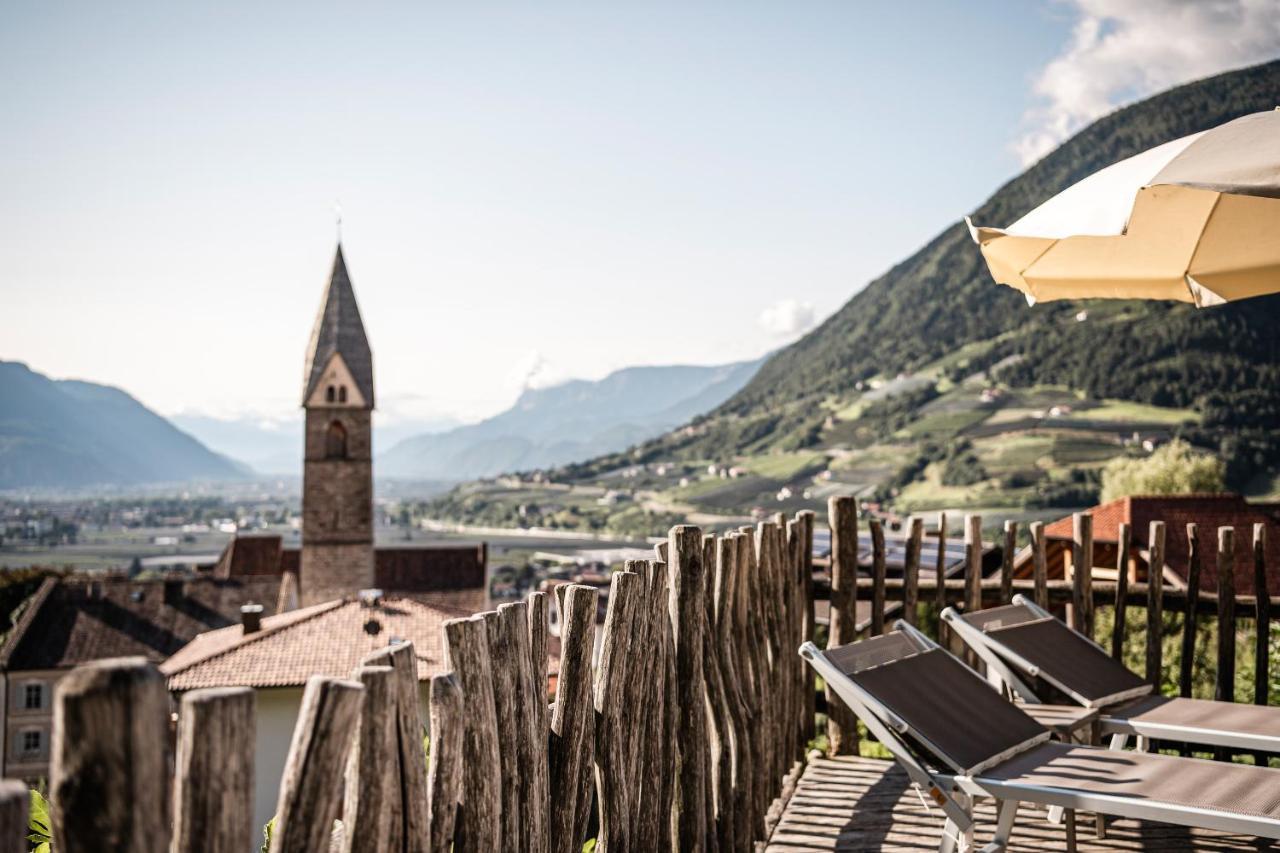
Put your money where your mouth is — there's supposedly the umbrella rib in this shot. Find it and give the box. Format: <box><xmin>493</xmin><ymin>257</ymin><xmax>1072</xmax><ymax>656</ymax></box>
<box><xmin>1180</xmin><ymin>191</ymin><xmax>1223</xmax><ymax>307</ymax></box>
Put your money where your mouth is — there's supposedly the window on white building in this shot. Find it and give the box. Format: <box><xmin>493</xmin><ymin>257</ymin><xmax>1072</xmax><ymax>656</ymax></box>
<box><xmin>22</xmin><ymin>682</ymin><xmax>43</xmax><ymax>711</ymax></box>
<box><xmin>19</xmin><ymin>730</ymin><xmax>41</xmax><ymax>757</ymax></box>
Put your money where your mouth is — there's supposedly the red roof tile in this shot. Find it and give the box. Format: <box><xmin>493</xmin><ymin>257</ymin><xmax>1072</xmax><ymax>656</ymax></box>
<box><xmin>162</xmin><ymin>596</ymin><xmax>471</xmax><ymax>690</ymax></box>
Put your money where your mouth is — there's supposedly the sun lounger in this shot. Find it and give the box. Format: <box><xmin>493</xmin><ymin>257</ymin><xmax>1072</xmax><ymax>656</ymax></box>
<box><xmin>942</xmin><ymin>596</ymin><xmax>1280</xmax><ymax>753</ymax></box>
<box><xmin>801</xmin><ymin>624</ymin><xmax>1280</xmax><ymax>851</ymax></box>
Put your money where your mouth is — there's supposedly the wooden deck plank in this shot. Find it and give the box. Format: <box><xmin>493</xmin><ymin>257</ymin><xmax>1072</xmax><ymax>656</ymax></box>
<box><xmin>766</xmin><ymin>755</ymin><xmax>1278</xmax><ymax>852</ymax></box>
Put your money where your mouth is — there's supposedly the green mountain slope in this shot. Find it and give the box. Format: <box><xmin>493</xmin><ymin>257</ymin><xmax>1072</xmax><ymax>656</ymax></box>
<box><xmin>564</xmin><ymin>59</ymin><xmax>1280</xmax><ymax>492</ymax></box>
<box><xmin>0</xmin><ymin>361</ymin><xmax>249</xmax><ymax>490</ymax></box>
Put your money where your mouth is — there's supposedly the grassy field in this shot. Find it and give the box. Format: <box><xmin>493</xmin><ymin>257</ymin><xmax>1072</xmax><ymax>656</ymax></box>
<box><xmin>739</xmin><ymin>451</ymin><xmax>827</xmax><ymax>481</ymax></box>
<box><xmin>1066</xmin><ymin>398</ymin><xmax>1198</xmax><ymax>425</ymax></box>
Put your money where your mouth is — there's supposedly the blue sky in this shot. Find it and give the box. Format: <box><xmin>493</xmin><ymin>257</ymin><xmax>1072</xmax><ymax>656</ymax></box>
<box><xmin>3</xmin><ymin>1</ymin><xmax>1276</xmax><ymax>427</ymax></box>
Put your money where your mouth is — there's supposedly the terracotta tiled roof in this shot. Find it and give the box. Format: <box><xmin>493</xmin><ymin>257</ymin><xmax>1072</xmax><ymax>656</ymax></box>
<box><xmin>162</xmin><ymin>596</ymin><xmax>471</xmax><ymax>691</ymax></box>
<box><xmin>0</xmin><ymin>575</ymin><xmax>282</xmax><ymax>670</ymax></box>
<box><xmin>1045</xmin><ymin>494</ymin><xmax>1280</xmax><ymax>595</ymax></box>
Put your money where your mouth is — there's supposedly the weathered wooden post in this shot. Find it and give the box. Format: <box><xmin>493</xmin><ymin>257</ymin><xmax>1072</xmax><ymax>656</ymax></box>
<box><xmin>827</xmin><ymin>496</ymin><xmax>859</xmax><ymax>755</ymax></box>
<box><xmin>595</xmin><ymin>570</ymin><xmax>640</xmax><ymax>852</ymax></box>
<box><xmin>271</xmin><ymin>676</ymin><xmax>364</xmax><ymax>853</ymax></box>
<box><xmin>903</xmin><ymin>516</ymin><xmax>923</xmax><ymax>626</ymax></box>
<box><xmin>1146</xmin><ymin>521</ymin><xmax>1166</xmax><ymax>686</ymax></box>
<box><xmin>1030</xmin><ymin>521</ymin><xmax>1048</xmax><ymax>610</ymax></box>
<box><xmin>869</xmin><ymin>518</ymin><xmax>887</xmax><ymax>636</ymax></box>
<box><xmin>797</xmin><ymin>508</ymin><xmax>817</xmax><ymax>748</ymax></box>
<box><xmin>1253</xmin><ymin>523</ymin><xmax>1270</xmax><ymax>768</ymax></box>
<box><xmin>343</xmin><ymin>667</ymin><xmax>399</xmax><ymax>853</ymax></box>
<box><xmin>738</xmin><ymin>528</ymin><xmax>768</xmax><ymax>840</ymax></box>
<box><xmin>1111</xmin><ymin>522</ymin><xmax>1132</xmax><ymax>661</ymax></box>
<box><xmin>1180</xmin><ymin>523</ymin><xmax>1203</xmax><ymax>699</ymax></box>
<box><xmin>427</xmin><ymin>673</ymin><xmax>464</xmax><ymax>853</ymax></box>
<box><xmin>548</xmin><ymin>584</ymin><xmax>598</xmax><ymax>853</ymax></box>
<box><xmin>714</xmin><ymin>537</ymin><xmax>751</xmax><ymax>851</ymax></box>
<box><xmin>483</xmin><ymin>608</ymin><xmax>523</xmax><ymax>845</ymax></box>
<box><xmin>361</xmin><ymin>640</ymin><xmax>431</xmax><ymax>853</ymax></box>
<box><xmin>700</xmin><ymin>535</ymin><xmax>722</xmax><ymax>852</ymax></box>
<box><xmin>705</xmin><ymin>535</ymin><xmax>737</xmax><ymax>853</ymax></box>
<box><xmin>52</xmin><ymin>657</ymin><xmax>172</xmax><ymax>853</ymax></box>
<box><xmin>1071</xmin><ymin>512</ymin><xmax>1093</xmax><ymax>635</ymax></box>
<box><xmin>669</xmin><ymin>525</ymin><xmax>708</xmax><ymax>849</ymax></box>
<box><xmin>964</xmin><ymin>514</ymin><xmax>983</xmax><ymax>614</ymax></box>
<box><xmin>503</xmin><ymin>599</ymin><xmax>548</xmax><ymax>853</ymax></box>
<box><xmin>527</xmin><ymin>588</ymin><xmax>551</xmax><ymax>848</ymax></box>
<box><xmin>0</xmin><ymin>780</ymin><xmax>26</xmax><ymax>853</ymax></box>
<box><xmin>444</xmin><ymin>616</ymin><xmax>503</xmax><ymax>849</ymax></box>
<box><xmin>1000</xmin><ymin>520</ymin><xmax>1017</xmax><ymax>605</ymax></box>
<box><xmin>934</xmin><ymin>512</ymin><xmax>948</xmax><ymax>610</ymax></box>
<box><xmin>636</xmin><ymin>561</ymin><xmax>672</xmax><ymax>851</ymax></box>
<box><xmin>1215</xmin><ymin>527</ymin><xmax>1237</xmax><ymax>705</ymax></box>
<box><xmin>172</xmin><ymin>686</ymin><xmax>255</xmax><ymax>853</ymax></box>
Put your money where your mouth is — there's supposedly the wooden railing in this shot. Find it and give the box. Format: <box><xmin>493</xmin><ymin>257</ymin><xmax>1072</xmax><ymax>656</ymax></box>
<box><xmin>820</xmin><ymin>506</ymin><xmax>1275</xmax><ymax>759</ymax></box>
<box><xmin>11</xmin><ymin>504</ymin><xmax>1273</xmax><ymax>850</ymax></box>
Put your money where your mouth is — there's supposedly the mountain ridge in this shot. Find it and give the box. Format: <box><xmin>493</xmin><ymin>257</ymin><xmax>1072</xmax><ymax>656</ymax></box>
<box><xmin>559</xmin><ymin>58</ymin><xmax>1280</xmax><ymax>491</ymax></box>
<box><xmin>0</xmin><ymin>361</ymin><xmax>249</xmax><ymax>489</ymax></box>
<box><xmin>380</xmin><ymin>358</ymin><xmax>763</xmax><ymax>481</ymax></box>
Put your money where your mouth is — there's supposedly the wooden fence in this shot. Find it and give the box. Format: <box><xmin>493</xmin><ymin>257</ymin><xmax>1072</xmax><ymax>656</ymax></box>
<box><xmin>820</xmin><ymin>507</ymin><xmax>1276</xmax><ymax>761</ymax></box>
<box><xmin>12</xmin><ymin>515</ymin><xmax>817</xmax><ymax>852</ymax></box>
<box><xmin>10</xmin><ymin>505</ymin><xmax>1275</xmax><ymax>851</ymax></box>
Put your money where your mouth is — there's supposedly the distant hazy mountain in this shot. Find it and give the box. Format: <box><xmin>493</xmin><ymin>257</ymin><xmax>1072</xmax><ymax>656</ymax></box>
<box><xmin>380</xmin><ymin>359</ymin><xmax>763</xmax><ymax>481</ymax></box>
<box><xmin>172</xmin><ymin>412</ymin><xmax>461</xmax><ymax>475</ymax></box>
<box><xmin>0</xmin><ymin>361</ymin><xmax>248</xmax><ymax>489</ymax></box>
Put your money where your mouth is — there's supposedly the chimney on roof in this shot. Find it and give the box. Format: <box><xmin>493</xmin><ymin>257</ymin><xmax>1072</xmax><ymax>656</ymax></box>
<box><xmin>241</xmin><ymin>604</ymin><xmax>264</xmax><ymax>634</ymax></box>
<box><xmin>164</xmin><ymin>578</ymin><xmax>183</xmax><ymax>606</ymax></box>
<box><xmin>357</xmin><ymin>588</ymin><xmax>384</xmax><ymax>608</ymax></box>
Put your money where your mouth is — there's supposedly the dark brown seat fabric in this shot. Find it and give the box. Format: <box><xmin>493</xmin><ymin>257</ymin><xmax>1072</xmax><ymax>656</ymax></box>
<box><xmin>982</xmin><ymin>741</ymin><xmax>1280</xmax><ymax>821</ymax></box>
<box><xmin>1111</xmin><ymin>695</ymin><xmax>1280</xmax><ymax>741</ymax></box>
<box><xmin>848</xmin><ymin>647</ymin><xmax>1046</xmax><ymax>774</ymax></box>
<box><xmin>984</xmin><ymin>617</ymin><xmax>1148</xmax><ymax>705</ymax></box>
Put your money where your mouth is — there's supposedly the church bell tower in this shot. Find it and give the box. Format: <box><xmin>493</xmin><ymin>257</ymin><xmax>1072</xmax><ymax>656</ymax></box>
<box><xmin>300</xmin><ymin>245</ymin><xmax>375</xmax><ymax>605</ymax></box>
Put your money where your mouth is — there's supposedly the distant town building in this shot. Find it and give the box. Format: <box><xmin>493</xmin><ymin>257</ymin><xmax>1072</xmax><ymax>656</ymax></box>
<box><xmin>1014</xmin><ymin>493</ymin><xmax>1280</xmax><ymax>593</ymax></box>
<box><xmin>300</xmin><ymin>246</ymin><xmax>377</xmax><ymax>606</ymax></box>
<box><xmin>209</xmin><ymin>246</ymin><xmax>490</xmax><ymax>611</ymax></box>
<box><xmin>162</xmin><ymin>594</ymin><xmax>468</xmax><ymax>834</ymax></box>
<box><xmin>0</xmin><ymin>574</ymin><xmax>280</xmax><ymax>781</ymax></box>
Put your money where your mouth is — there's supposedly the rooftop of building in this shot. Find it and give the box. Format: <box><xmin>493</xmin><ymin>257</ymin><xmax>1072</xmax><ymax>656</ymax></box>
<box><xmin>1042</xmin><ymin>493</ymin><xmax>1280</xmax><ymax>595</ymax></box>
<box><xmin>0</xmin><ymin>574</ymin><xmax>282</xmax><ymax>672</ymax></box>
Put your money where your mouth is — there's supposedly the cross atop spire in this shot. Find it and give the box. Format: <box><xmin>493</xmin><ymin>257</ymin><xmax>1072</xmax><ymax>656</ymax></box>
<box><xmin>302</xmin><ymin>245</ymin><xmax>375</xmax><ymax>407</ymax></box>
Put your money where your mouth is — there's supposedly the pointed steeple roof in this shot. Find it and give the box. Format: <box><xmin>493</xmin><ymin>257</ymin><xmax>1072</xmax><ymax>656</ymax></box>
<box><xmin>302</xmin><ymin>245</ymin><xmax>375</xmax><ymax>406</ymax></box>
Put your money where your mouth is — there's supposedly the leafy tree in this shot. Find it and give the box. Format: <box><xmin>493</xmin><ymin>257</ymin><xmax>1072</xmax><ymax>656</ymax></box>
<box><xmin>1100</xmin><ymin>439</ymin><xmax>1224</xmax><ymax>503</ymax></box>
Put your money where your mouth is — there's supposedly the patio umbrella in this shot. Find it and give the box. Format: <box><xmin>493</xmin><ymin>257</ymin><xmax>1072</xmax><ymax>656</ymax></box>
<box><xmin>967</xmin><ymin>108</ymin><xmax>1280</xmax><ymax>307</ymax></box>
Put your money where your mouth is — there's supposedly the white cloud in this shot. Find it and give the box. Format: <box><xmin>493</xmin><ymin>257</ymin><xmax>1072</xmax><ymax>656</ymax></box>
<box><xmin>509</xmin><ymin>350</ymin><xmax>565</xmax><ymax>394</ymax></box>
<box><xmin>758</xmin><ymin>299</ymin><xmax>816</xmax><ymax>339</ymax></box>
<box><xmin>1015</xmin><ymin>0</ymin><xmax>1280</xmax><ymax>166</ymax></box>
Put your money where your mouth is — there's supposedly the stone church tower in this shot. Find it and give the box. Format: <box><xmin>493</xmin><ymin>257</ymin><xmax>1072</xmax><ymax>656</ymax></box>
<box><xmin>300</xmin><ymin>245</ymin><xmax>375</xmax><ymax>605</ymax></box>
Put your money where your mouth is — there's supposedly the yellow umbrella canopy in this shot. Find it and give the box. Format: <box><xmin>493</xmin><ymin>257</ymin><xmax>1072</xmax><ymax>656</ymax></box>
<box><xmin>968</xmin><ymin>109</ymin><xmax>1280</xmax><ymax>307</ymax></box>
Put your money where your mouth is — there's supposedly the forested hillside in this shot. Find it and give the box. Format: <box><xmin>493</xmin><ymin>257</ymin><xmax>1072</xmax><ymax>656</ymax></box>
<box><xmin>564</xmin><ymin>59</ymin><xmax>1280</xmax><ymax>490</ymax></box>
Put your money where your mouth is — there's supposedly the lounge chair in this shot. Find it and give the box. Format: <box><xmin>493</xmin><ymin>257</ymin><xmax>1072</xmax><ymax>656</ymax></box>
<box><xmin>942</xmin><ymin>596</ymin><xmax>1280</xmax><ymax>754</ymax></box>
<box><xmin>800</xmin><ymin>624</ymin><xmax>1280</xmax><ymax>852</ymax></box>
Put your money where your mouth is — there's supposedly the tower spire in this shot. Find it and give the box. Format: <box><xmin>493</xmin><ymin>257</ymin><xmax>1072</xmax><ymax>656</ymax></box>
<box><xmin>302</xmin><ymin>245</ymin><xmax>375</xmax><ymax>407</ymax></box>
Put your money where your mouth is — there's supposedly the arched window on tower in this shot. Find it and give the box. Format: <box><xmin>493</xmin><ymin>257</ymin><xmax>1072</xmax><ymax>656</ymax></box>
<box><xmin>338</xmin><ymin>386</ymin><xmax>348</xmax><ymax>404</ymax></box>
<box><xmin>325</xmin><ymin>385</ymin><xmax>336</xmax><ymax>403</ymax></box>
<box><xmin>325</xmin><ymin>420</ymin><xmax>348</xmax><ymax>459</ymax></box>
